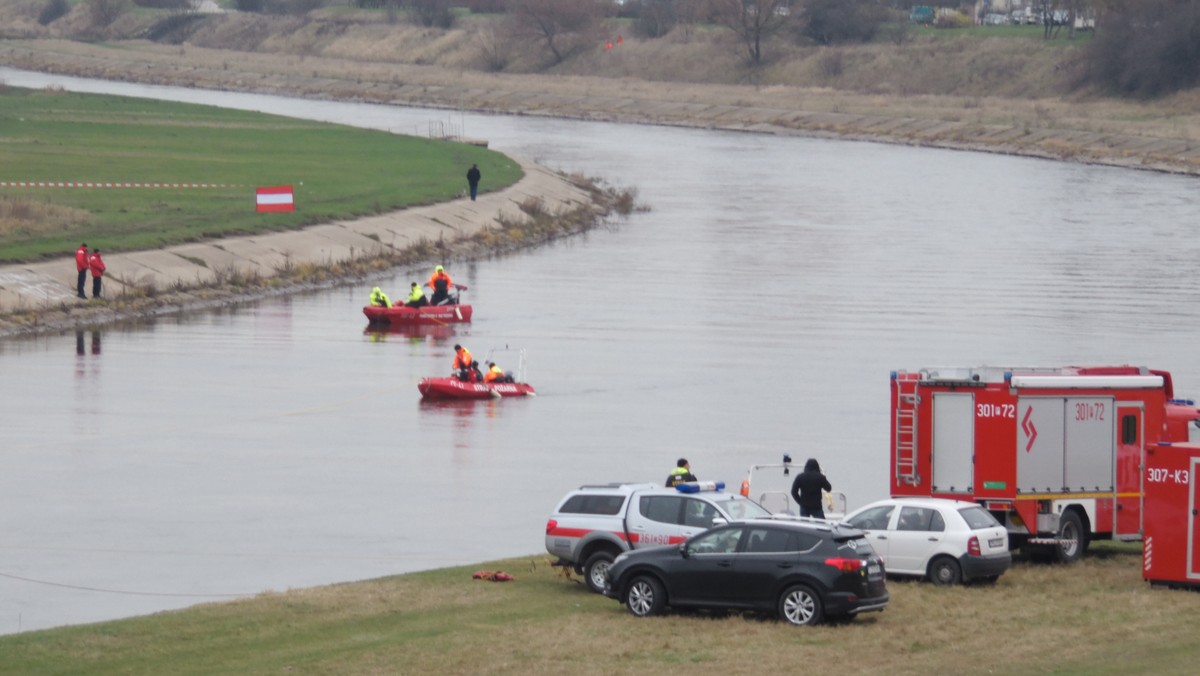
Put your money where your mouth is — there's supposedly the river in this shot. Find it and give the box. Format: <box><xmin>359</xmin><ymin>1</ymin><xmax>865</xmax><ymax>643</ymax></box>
<box><xmin>2</xmin><ymin>67</ymin><xmax>1199</xmax><ymax>634</ymax></box>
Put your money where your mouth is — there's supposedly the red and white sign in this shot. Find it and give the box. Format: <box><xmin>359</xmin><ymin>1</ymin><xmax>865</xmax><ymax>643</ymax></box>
<box><xmin>256</xmin><ymin>185</ymin><xmax>295</xmax><ymax>213</ymax></box>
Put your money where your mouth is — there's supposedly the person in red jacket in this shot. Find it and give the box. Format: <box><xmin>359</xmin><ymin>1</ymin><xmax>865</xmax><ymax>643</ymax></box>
<box><xmin>74</xmin><ymin>243</ymin><xmax>89</xmax><ymax>299</ymax></box>
<box><xmin>88</xmin><ymin>249</ymin><xmax>107</xmax><ymax>299</ymax></box>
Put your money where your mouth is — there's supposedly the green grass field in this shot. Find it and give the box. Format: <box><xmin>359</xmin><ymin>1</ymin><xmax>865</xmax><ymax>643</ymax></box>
<box><xmin>0</xmin><ymin>87</ymin><xmax>522</xmax><ymax>263</ymax></box>
<box><xmin>1</xmin><ymin>542</ymin><xmax>1197</xmax><ymax>675</ymax></box>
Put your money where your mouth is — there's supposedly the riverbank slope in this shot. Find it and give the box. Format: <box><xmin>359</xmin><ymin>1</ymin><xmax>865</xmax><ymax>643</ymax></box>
<box><xmin>1</xmin><ymin>28</ymin><xmax>1198</xmax><ymax>176</ymax></box>
<box><xmin>0</xmin><ymin>155</ymin><xmax>604</xmax><ymax>337</ymax></box>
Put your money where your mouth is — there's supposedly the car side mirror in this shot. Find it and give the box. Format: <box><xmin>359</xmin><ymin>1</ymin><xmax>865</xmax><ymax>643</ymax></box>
<box><xmin>711</xmin><ymin>517</ymin><xmax>727</xmax><ymax>526</ymax></box>
<box><xmin>679</xmin><ymin>543</ymin><xmax>690</xmax><ymax>559</ymax></box>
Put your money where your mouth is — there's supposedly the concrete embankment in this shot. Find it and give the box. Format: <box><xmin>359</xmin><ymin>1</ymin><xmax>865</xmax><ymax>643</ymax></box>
<box><xmin>0</xmin><ymin>156</ymin><xmax>592</xmax><ymax>336</ymax></box>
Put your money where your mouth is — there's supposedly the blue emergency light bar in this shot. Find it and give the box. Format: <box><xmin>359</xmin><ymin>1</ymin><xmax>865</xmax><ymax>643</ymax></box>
<box><xmin>675</xmin><ymin>481</ymin><xmax>725</xmax><ymax>493</ymax></box>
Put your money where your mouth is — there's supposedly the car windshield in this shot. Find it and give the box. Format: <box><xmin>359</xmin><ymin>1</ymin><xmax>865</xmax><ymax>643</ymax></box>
<box><xmin>719</xmin><ymin>497</ymin><xmax>771</xmax><ymax>520</ymax></box>
<box><xmin>958</xmin><ymin>506</ymin><xmax>1001</xmax><ymax>529</ymax></box>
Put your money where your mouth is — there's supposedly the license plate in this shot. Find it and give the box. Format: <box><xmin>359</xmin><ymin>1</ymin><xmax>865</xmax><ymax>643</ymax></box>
<box><xmin>989</xmin><ymin>538</ymin><xmax>1004</xmax><ymax>548</ymax></box>
<box><xmin>868</xmin><ymin>562</ymin><xmax>882</xmax><ymax>575</ymax></box>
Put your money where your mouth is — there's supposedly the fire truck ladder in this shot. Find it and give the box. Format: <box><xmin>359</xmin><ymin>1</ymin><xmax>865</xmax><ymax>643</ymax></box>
<box><xmin>894</xmin><ymin>377</ymin><xmax>920</xmax><ymax>485</ymax></box>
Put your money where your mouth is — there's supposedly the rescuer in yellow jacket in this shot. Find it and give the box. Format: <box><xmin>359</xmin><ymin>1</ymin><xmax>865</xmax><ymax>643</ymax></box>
<box><xmin>405</xmin><ymin>282</ymin><xmax>428</xmax><ymax>308</ymax></box>
<box><xmin>665</xmin><ymin>458</ymin><xmax>698</xmax><ymax>487</ymax></box>
<box><xmin>369</xmin><ymin>286</ymin><xmax>390</xmax><ymax>308</ymax></box>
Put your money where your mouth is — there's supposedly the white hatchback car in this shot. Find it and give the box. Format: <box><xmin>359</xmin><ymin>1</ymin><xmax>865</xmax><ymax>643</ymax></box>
<box><xmin>844</xmin><ymin>498</ymin><xmax>1011</xmax><ymax>585</ymax></box>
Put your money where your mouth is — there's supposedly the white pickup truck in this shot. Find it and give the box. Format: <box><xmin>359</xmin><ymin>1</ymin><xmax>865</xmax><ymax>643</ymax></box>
<box><xmin>544</xmin><ymin>482</ymin><xmax>771</xmax><ymax>592</ymax></box>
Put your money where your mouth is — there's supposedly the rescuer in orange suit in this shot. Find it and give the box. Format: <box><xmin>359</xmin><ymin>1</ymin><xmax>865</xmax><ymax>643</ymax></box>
<box><xmin>452</xmin><ymin>344</ymin><xmax>473</xmax><ymax>381</ymax></box>
<box><xmin>484</xmin><ymin>361</ymin><xmax>505</xmax><ymax>383</ymax></box>
<box><xmin>426</xmin><ymin>265</ymin><xmax>455</xmax><ymax>306</ymax></box>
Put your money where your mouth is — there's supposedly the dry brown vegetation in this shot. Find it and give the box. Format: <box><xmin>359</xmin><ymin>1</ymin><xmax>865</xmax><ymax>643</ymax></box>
<box><xmin>1</xmin><ymin>3</ymin><xmax>1197</xmax><ymax>176</ymax></box>
<box><xmin>0</xmin><ymin>196</ymin><xmax>91</xmax><ymax>237</ymax></box>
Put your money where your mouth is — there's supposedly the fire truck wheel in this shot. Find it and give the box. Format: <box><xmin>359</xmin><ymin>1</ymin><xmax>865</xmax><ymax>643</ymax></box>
<box><xmin>583</xmin><ymin>551</ymin><xmax>616</xmax><ymax>594</ymax></box>
<box><xmin>928</xmin><ymin>556</ymin><xmax>962</xmax><ymax>586</ymax></box>
<box><xmin>1054</xmin><ymin>511</ymin><xmax>1086</xmax><ymax>564</ymax></box>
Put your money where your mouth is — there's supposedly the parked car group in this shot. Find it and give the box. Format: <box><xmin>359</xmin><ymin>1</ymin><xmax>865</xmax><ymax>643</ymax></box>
<box><xmin>545</xmin><ymin>479</ymin><xmax>1010</xmax><ymax>629</ymax></box>
<box><xmin>844</xmin><ymin>497</ymin><xmax>1012</xmax><ymax>585</ymax></box>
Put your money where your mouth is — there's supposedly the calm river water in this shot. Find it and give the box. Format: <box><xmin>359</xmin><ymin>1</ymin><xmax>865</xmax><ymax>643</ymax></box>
<box><xmin>2</xmin><ymin>67</ymin><xmax>1199</xmax><ymax>634</ymax></box>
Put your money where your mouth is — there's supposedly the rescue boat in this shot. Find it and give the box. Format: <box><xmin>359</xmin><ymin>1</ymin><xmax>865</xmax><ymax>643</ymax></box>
<box><xmin>418</xmin><ymin>346</ymin><xmax>535</xmax><ymax>400</ymax></box>
<box><xmin>417</xmin><ymin>377</ymin><xmax>536</xmax><ymax>400</ymax></box>
<box><xmin>362</xmin><ymin>303</ymin><xmax>472</xmax><ymax>325</ymax></box>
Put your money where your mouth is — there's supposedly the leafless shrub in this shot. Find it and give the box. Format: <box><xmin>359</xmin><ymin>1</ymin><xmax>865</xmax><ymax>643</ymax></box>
<box><xmin>709</xmin><ymin>0</ymin><xmax>791</xmax><ymax>65</ymax></box>
<box><xmin>85</xmin><ymin>0</ymin><xmax>132</xmax><ymax>28</ymax></box>
<box><xmin>476</xmin><ymin>25</ymin><xmax>516</xmax><ymax>71</ymax></box>
<box><xmin>38</xmin><ymin>0</ymin><xmax>71</xmax><ymax>25</ymax></box>
<box><xmin>818</xmin><ymin>48</ymin><xmax>843</xmax><ymax>78</ymax></box>
<box><xmin>407</xmin><ymin>0</ymin><xmax>455</xmax><ymax>28</ymax></box>
<box><xmin>505</xmin><ymin>0</ymin><xmax>607</xmax><ymax>65</ymax></box>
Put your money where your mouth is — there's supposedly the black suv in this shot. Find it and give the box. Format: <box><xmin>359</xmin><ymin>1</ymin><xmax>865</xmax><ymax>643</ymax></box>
<box><xmin>603</xmin><ymin>517</ymin><xmax>889</xmax><ymax>626</ymax></box>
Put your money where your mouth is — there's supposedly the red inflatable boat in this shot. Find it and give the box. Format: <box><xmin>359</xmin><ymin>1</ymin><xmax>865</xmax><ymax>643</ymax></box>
<box><xmin>363</xmin><ymin>303</ymin><xmax>472</xmax><ymax>325</ymax></box>
<box><xmin>417</xmin><ymin>377</ymin><xmax>536</xmax><ymax>400</ymax></box>
<box><xmin>419</xmin><ymin>348</ymin><xmax>535</xmax><ymax>400</ymax></box>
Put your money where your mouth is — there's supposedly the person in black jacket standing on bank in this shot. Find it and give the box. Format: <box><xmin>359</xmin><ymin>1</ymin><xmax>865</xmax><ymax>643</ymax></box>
<box><xmin>466</xmin><ymin>163</ymin><xmax>481</xmax><ymax>201</ymax></box>
<box><xmin>790</xmin><ymin>458</ymin><xmax>832</xmax><ymax>519</ymax></box>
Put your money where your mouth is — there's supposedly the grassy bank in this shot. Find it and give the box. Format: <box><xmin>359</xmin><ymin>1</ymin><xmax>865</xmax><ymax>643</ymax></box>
<box><xmin>1</xmin><ymin>542</ymin><xmax>1197</xmax><ymax>674</ymax></box>
<box><xmin>0</xmin><ymin>86</ymin><xmax>520</xmax><ymax>263</ymax></box>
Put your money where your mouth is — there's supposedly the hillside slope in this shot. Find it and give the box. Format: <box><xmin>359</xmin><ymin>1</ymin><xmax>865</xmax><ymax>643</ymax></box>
<box><xmin>1</xmin><ymin>4</ymin><xmax>1197</xmax><ymax>175</ymax></box>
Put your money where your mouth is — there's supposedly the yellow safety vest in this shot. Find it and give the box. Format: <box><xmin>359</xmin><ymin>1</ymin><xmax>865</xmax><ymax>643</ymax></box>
<box><xmin>370</xmin><ymin>287</ymin><xmax>390</xmax><ymax>307</ymax></box>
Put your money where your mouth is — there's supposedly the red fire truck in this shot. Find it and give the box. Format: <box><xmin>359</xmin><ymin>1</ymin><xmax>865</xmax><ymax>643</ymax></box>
<box><xmin>890</xmin><ymin>366</ymin><xmax>1200</xmax><ymax>562</ymax></box>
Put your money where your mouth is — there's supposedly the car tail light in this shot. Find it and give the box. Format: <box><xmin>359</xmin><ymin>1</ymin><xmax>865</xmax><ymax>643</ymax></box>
<box><xmin>968</xmin><ymin>535</ymin><xmax>981</xmax><ymax>556</ymax></box>
<box><xmin>824</xmin><ymin>557</ymin><xmax>865</xmax><ymax>572</ymax></box>
<box><xmin>546</xmin><ymin>519</ymin><xmax>557</xmax><ymax>534</ymax></box>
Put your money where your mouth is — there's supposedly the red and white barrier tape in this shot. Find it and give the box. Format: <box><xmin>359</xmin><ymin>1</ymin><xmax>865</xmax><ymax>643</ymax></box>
<box><xmin>0</xmin><ymin>181</ymin><xmax>236</xmax><ymax>188</ymax></box>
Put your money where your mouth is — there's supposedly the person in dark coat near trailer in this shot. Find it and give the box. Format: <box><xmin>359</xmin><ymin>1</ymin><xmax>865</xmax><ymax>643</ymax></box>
<box><xmin>790</xmin><ymin>458</ymin><xmax>832</xmax><ymax>519</ymax></box>
<box><xmin>88</xmin><ymin>249</ymin><xmax>106</xmax><ymax>299</ymax></box>
<box><xmin>466</xmin><ymin>164</ymin><xmax>481</xmax><ymax>201</ymax></box>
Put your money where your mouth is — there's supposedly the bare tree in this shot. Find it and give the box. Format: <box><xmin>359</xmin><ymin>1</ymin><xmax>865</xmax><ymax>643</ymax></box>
<box><xmin>407</xmin><ymin>0</ymin><xmax>456</xmax><ymax>27</ymax></box>
<box><xmin>1083</xmin><ymin>0</ymin><xmax>1200</xmax><ymax>97</ymax></box>
<box><xmin>671</xmin><ymin>0</ymin><xmax>720</xmax><ymax>41</ymax></box>
<box><xmin>1036</xmin><ymin>0</ymin><xmax>1063</xmax><ymax>39</ymax></box>
<box><xmin>505</xmin><ymin>0</ymin><xmax>607</xmax><ymax>65</ymax></box>
<box><xmin>709</xmin><ymin>0</ymin><xmax>791</xmax><ymax>65</ymax></box>
<box><xmin>1060</xmin><ymin>0</ymin><xmax>1095</xmax><ymax>38</ymax></box>
<box><xmin>86</xmin><ymin>0</ymin><xmax>131</xmax><ymax>27</ymax></box>
<box><xmin>476</xmin><ymin>25</ymin><xmax>517</xmax><ymax>71</ymax></box>
<box><xmin>633</xmin><ymin>0</ymin><xmax>679</xmax><ymax>38</ymax></box>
